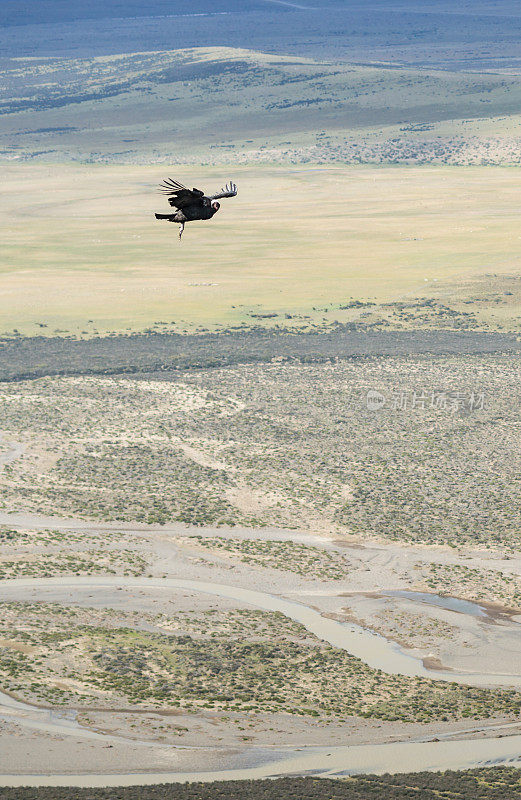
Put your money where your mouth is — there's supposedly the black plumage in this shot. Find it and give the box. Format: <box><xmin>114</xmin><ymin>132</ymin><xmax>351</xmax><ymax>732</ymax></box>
<box><xmin>155</xmin><ymin>178</ymin><xmax>237</xmax><ymax>239</ymax></box>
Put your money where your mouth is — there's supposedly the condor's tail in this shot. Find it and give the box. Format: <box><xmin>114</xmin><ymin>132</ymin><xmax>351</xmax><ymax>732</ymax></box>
<box><xmin>155</xmin><ymin>212</ymin><xmax>175</xmax><ymax>221</ymax></box>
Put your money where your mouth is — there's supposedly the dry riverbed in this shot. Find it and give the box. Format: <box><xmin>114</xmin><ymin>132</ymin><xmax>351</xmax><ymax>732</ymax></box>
<box><xmin>2</xmin><ymin>513</ymin><xmax>521</xmax><ymax>777</ymax></box>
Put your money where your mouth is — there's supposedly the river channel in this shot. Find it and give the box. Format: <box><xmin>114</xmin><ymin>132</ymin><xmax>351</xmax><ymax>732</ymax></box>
<box><xmin>2</xmin><ymin>575</ymin><xmax>521</xmax><ymax>785</ymax></box>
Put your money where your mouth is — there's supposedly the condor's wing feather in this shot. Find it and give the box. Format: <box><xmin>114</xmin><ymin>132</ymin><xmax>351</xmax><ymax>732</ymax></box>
<box><xmin>209</xmin><ymin>181</ymin><xmax>238</xmax><ymax>200</ymax></box>
<box><xmin>167</xmin><ymin>188</ymin><xmax>205</xmax><ymax>210</ymax></box>
<box><xmin>159</xmin><ymin>178</ymin><xmax>187</xmax><ymax>194</ymax></box>
<box><xmin>158</xmin><ymin>178</ymin><xmax>206</xmax><ymax>210</ymax></box>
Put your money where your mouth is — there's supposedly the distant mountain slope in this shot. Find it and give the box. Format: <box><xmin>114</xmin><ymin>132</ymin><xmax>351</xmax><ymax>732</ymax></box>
<box><xmin>3</xmin><ymin>47</ymin><xmax>521</xmax><ymax>165</ymax></box>
<box><xmin>2</xmin><ymin>1</ymin><xmax>521</xmax><ymax>70</ymax></box>
<box><xmin>0</xmin><ymin>1</ymin><xmax>271</xmax><ymax>27</ymax></box>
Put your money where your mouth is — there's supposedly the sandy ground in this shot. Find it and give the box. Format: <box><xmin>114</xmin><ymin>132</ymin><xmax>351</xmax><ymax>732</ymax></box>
<box><xmin>5</xmin><ymin>711</ymin><xmax>521</xmax><ymax>777</ymax></box>
<box><xmin>3</xmin><ymin>510</ymin><xmax>521</xmax><ymax>677</ymax></box>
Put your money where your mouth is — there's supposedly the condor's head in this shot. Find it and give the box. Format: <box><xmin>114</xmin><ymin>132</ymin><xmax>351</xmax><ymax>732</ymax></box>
<box><xmin>211</xmin><ymin>201</ymin><xmax>221</xmax><ymax>213</ymax></box>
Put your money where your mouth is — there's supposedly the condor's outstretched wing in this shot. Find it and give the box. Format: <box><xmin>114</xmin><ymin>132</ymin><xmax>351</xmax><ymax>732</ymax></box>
<box><xmin>159</xmin><ymin>178</ymin><xmax>206</xmax><ymax>210</ymax></box>
<box><xmin>209</xmin><ymin>182</ymin><xmax>238</xmax><ymax>200</ymax></box>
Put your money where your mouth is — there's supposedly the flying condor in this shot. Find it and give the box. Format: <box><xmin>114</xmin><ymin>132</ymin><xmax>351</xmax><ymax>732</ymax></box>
<box><xmin>155</xmin><ymin>178</ymin><xmax>238</xmax><ymax>239</ymax></box>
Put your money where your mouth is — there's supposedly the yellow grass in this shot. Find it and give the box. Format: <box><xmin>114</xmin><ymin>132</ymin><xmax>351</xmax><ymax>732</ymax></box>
<box><xmin>3</xmin><ymin>163</ymin><xmax>521</xmax><ymax>336</ymax></box>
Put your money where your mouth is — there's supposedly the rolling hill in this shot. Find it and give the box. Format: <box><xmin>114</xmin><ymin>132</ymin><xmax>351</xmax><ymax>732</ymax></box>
<box><xmin>4</xmin><ymin>47</ymin><xmax>521</xmax><ymax>165</ymax></box>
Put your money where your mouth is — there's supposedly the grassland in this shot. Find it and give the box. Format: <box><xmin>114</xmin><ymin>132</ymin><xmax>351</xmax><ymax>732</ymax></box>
<box><xmin>3</xmin><ymin>600</ymin><xmax>520</xmax><ymax>722</ymax></box>
<box><xmin>3</xmin><ymin>163</ymin><xmax>521</xmax><ymax>337</ymax></box>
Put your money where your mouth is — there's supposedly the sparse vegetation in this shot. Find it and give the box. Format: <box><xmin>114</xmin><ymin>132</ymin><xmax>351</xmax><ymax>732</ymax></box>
<box><xmin>1</xmin><ymin>356</ymin><xmax>520</xmax><ymax>548</ymax></box>
<box><xmin>5</xmin><ymin>46</ymin><xmax>521</xmax><ymax>167</ymax></box>
<box><xmin>416</xmin><ymin>563</ymin><xmax>521</xmax><ymax>609</ymax></box>
<box><xmin>0</xmin><ymin>550</ymin><xmax>147</xmax><ymax>579</ymax></box>
<box><xmin>4</xmin><ymin>0</ymin><xmax>521</xmax><ymax>783</ymax></box>
<box><xmin>184</xmin><ymin>536</ymin><xmax>353</xmax><ymax>580</ymax></box>
<box><xmin>0</xmin><ymin>525</ymin><xmax>149</xmax><ymax>578</ymax></box>
<box><xmin>2</xmin><ymin>601</ymin><xmax>520</xmax><ymax>722</ymax></box>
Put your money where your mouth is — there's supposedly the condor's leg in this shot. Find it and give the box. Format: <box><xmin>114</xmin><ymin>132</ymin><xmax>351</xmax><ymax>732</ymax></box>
<box><xmin>179</xmin><ymin>222</ymin><xmax>185</xmax><ymax>240</ymax></box>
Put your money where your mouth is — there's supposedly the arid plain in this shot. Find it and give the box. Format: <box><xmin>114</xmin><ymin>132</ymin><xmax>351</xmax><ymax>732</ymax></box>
<box><xmin>3</xmin><ymin>0</ymin><xmax>521</xmax><ymax>789</ymax></box>
<box><xmin>3</xmin><ymin>163</ymin><xmax>521</xmax><ymax>337</ymax></box>
<box><xmin>2</xmin><ymin>353</ymin><xmax>521</xmax><ymax>780</ymax></box>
